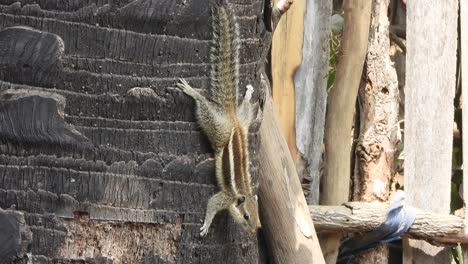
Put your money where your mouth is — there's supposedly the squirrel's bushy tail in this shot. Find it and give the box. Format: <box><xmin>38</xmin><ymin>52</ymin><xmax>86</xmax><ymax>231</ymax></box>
<box><xmin>210</xmin><ymin>0</ymin><xmax>239</xmax><ymax>111</ymax></box>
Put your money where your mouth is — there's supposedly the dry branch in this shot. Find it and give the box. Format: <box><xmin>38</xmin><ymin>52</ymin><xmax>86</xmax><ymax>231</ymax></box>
<box><xmin>310</xmin><ymin>203</ymin><xmax>466</xmax><ymax>245</ymax></box>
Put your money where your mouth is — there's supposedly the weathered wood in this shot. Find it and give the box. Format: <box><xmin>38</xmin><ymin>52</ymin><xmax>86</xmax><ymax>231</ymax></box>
<box><xmin>353</xmin><ymin>1</ymin><xmax>399</xmax><ymax>262</ymax></box>
<box><xmin>461</xmin><ymin>0</ymin><xmax>468</xmax><ymax>260</ymax></box>
<box><xmin>0</xmin><ymin>86</ymin><xmax>93</xmax><ymax>150</ymax></box>
<box><xmin>404</xmin><ymin>0</ymin><xmax>458</xmax><ymax>263</ymax></box>
<box><xmin>354</xmin><ymin>0</ymin><xmax>399</xmax><ymax>202</ymax></box>
<box><xmin>294</xmin><ymin>1</ymin><xmax>332</xmax><ymax>205</ymax></box>
<box><xmin>271</xmin><ymin>0</ymin><xmax>304</xmax><ymax>165</ymax></box>
<box><xmin>258</xmin><ymin>77</ymin><xmax>325</xmax><ymax>264</ymax></box>
<box><xmin>310</xmin><ymin>203</ymin><xmax>466</xmax><ymax>244</ymax></box>
<box><xmin>0</xmin><ymin>1</ymin><xmax>265</xmax><ymax>262</ymax></box>
<box><xmin>320</xmin><ymin>0</ymin><xmax>372</xmax><ymax>262</ymax></box>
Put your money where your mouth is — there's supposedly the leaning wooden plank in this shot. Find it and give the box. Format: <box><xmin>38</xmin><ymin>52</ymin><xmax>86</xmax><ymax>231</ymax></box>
<box><xmin>320</xmin><ymin>0</ymin><xmax>372</xmax><ymax>262</ymax></box>
<box><xmin>404</xmin><ymin>0</ymin><xmax>458</xmax><ymax>263</ymax></box>
<box><xmin>461</xmin><ymin>0</ymin><xmax>468</xmax><ymax>260</ymax></box>
<box><xmin>309</xmin><ymin>203</ymin><xmax>466</xmax><ymax>244</ymax></box>
<box><xmin>294</xmin><ymin>1</ymin><xmax>332</xmax><ymax>205</ymax></box>
<box><xmin>258</xmin><ymin>78</ymin><xmax>325</xmax><ymax>264</ymax></box>
<box><xmin>271</xmin><ymin>0</ymin><xmax>304</xmax><ymax>164</ymax></box>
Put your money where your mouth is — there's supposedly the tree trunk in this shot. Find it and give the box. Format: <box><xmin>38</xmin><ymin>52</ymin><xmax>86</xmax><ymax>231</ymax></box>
<box><xmin>354</xmin><ymin>0</ymin><xmax>399</xmax><ymax>203</ymax></box>
<box><xmin>352</xmin><ymin>0</ymin><xmax>399</xmax><ymax>262</ymax></box>
<box><xmin>403</xmin><ymin>0</ymin><xmax>457</xmax><ymax>263</ymax></box>
<box><xmin>0</xmin><ymin>1</ymin><xmax>267</xmax><ymax>262</ymax></box>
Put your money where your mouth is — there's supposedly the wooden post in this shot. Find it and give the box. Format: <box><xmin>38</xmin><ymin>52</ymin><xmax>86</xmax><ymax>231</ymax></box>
<box><xmin>320</xmin><ymin>0</ymin><xmax>372</xmax><ymax>262</ymax></box>
<box><xmin>271</xmin><ymin>0</ymin><xmax>305</xmax><ymax>164</ymax></box>
<box><xmin>404</xmin><ymin>0</ymin><xmax>458</xmax><ymax>263</ymax></box>
<box><xmin>294</xmin><ymin>1</ymin><xmax>332</xmax><ymax>205</ymax></box>
<box><xmin>352</xmin><ymin>0</ymin><xmax>399</xmax><ymax>261</ymax></box>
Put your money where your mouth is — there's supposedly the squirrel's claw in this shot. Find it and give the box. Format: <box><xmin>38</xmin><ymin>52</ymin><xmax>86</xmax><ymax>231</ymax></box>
<box><xmin>200</xmin><ymin>224</ymin><xmax>209</xmax><ymax>237</ymax></box>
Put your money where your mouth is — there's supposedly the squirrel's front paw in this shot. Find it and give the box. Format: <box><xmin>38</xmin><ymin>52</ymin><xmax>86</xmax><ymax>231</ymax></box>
<box><xmin>176</xmin><ymin>78</ymin><xmax>190</xmax><ymax>90</ymax></box>
<box><xmin>245</xmin><ymin>84</ymin><xmax>254</xmax><ymax>100</ymax></box>
<box><xmin>177</xmin><ymin>78</ymin><xmax>199</xmax><ymax>98</ymax></box>
<box><xmin>200</xmin><ymin>223</ymin><xmax>209</xmax><ymax>237</ymax></box>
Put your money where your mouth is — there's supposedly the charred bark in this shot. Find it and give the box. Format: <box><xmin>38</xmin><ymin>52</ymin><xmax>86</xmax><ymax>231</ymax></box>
<box><xmin>0</xmin><ymin>1</ymin><xmax>267</xmax><ymax>263</ymax></box>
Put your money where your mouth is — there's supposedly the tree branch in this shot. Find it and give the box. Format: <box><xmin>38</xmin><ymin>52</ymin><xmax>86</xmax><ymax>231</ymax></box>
<box><xmin>309</xmin><ymin>203</ymin><xmax>466</xmax><ymax>245</ymax></box>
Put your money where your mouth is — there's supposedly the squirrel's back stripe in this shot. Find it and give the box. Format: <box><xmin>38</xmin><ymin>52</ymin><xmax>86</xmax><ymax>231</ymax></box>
<box><xmin>221</xmin><ymin>129</ymin><xmax>237</xmax><ymax>194</ymax></box>
<box><xmin>232</xmin><ymin>126</ymin><xmax>251</xmax><ymax>194</ymax></box>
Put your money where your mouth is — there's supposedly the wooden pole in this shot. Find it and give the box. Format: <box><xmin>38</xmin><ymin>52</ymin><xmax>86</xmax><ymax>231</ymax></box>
<box><xmin>352</xmin><ymin>1</ymin><xmax>399</xmax><ymax>261</ymax></box>
<box><xmin>271</xmin><ymin>0</ymin><xmax>304</xmax><ymax>164</ymax></box>
<box><xmin>320</xmin><ymin>0</ymin><xmax>372</xmax><ymax>262</ymax></box>
<box><xmin>294</xmin><ymin>1</ymin><xmax>332</xmax><ymax>205</ymax></box>
<box><xmin>404</xmin><ymin>0</ymin><xmax>458</xmax><ymax>262</ymax></box>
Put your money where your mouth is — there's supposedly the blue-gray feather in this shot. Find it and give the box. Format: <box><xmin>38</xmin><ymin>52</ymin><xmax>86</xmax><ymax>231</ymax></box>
<box><xmin>338</xmin><ymin>191</ymin><xmax>415</xmax><ymax>263</ymax></box>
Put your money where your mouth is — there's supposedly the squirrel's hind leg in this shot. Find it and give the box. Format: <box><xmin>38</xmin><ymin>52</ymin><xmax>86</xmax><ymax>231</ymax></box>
<box><xmin>177</xmin><ymin>79</ymin><xmax>232</xmax><ymax>146</ymax></box>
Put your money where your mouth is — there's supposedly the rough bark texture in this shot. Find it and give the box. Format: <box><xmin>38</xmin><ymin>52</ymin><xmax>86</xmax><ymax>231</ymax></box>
<box><xmin>0</xmin><ymin>208</ymin><xmax>32</xmax><ymax>262</ymax></box>
<box><xmin>320</xmin><ymin>0</ymin><xmax>372</xmax><ymax>262</ymax></box>
<box><xmin>351</xmin><ymin>1</ymin><xmax>399</xmax><ymax>262</ymax></box>
<box><xmin>310</xmin><ymin>203</ymin><xmax>467</xmax><ymax>244</ymax></box>
<box><xmin>0</xmin><ymin>1</ymin><xmax>267</xmax><ymax>263</ymax></box>
<box><xmin>404</xmin><ymin>0</ymin><xmax>458</xmax><ymax>263</ymax></box>
<box><xmin>462</xmin><ymin>0</ymin><xmax>468</xmax><ymax>260</ymax></box>
<box><xmin>354</xmin><ymin>0</ymin><xmax>399</xmax><ymax>202</ymax></box>
<box><xmin>294</xmin><ymin>1</ymin><xmax>331</xmax><ymax>205</ymax></box>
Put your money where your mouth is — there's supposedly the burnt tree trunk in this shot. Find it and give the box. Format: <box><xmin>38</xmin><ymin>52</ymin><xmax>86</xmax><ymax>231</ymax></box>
<box><xmin>0</xmin><ymin>1</ymin><xmax>268</xmax><ymax>263</ymax></box>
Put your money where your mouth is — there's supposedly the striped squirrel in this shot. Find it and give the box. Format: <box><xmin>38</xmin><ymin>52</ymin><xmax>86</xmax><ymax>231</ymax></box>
<box><xmin>177</xmin><ymin>0</ymin><xmax>260</xmax><ymax>237</ymax></box>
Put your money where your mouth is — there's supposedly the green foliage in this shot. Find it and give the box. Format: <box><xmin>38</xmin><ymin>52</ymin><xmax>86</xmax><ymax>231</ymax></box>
<box><xmin>452</xmin><ymin>244</ymin><xmax>463</xmax><ymax>264</ymax></box>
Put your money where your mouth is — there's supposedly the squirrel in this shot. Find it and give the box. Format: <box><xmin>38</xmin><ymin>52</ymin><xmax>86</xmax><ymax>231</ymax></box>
<box><xmin>176</xmin><ymin>0</ymin><xmax>260</xmax><ymax>237</ymax></box>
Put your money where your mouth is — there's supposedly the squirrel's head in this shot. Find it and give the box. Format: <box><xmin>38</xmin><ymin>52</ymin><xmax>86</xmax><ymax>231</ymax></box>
<box><xmin>232</xmin><ymin>194</ymin><xmax>261</xmax><ymax>234</ymax></box>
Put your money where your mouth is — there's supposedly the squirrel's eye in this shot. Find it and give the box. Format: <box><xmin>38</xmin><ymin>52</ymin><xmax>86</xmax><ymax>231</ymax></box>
<box><xmin>243</xmin><ymin>213</ymin><xmax>250</xmax><ymax>221</ymax></box>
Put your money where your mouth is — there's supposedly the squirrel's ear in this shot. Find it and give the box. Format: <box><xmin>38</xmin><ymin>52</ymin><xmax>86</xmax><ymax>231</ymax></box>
<box><xmin>253</xmin><ymin>195</ymin><xmax>258</xmax><ymax>202</ymax></box>
<box><xmin>236</xmin><ymin>196</ymin><xmax>246</xmax><ymax>206</ymax></box>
